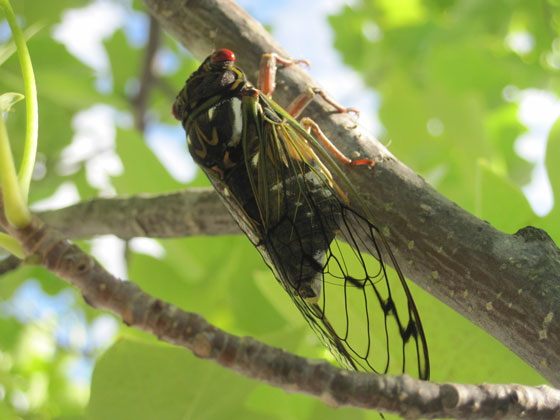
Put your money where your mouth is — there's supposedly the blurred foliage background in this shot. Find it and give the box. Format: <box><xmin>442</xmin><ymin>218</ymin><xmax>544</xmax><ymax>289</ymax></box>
<box><xmin>0</xmin><ymin>0</ymin><xmax>558</xmax><ymax>419</ymax></box>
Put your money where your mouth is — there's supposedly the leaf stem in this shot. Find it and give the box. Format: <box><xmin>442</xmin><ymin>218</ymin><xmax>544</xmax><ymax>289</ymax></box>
<box><xmin>0</xmin><ymin>0</ymin><xmax>39</xmax><ymax>202</ymax></box>
<box><xmin>0</xmin><ymin>112</ymin><xmax>30</xmax><ymax>227</ymax></box>
<box><xmin>0</xmin><ymin>232</ymin><xmax>23</xmax><ymax>258</ymax></box>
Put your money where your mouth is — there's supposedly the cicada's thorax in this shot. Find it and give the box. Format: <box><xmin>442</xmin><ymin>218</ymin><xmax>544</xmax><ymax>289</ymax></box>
<box><xmin>178</xmin><ymin>61</ymin><xmax>249</xmax><ymax>178</ymax></box>
<box><xmin>177</xmin><ymin>59</ymin><xmax>341</xmax><ymax>299</ymax></box>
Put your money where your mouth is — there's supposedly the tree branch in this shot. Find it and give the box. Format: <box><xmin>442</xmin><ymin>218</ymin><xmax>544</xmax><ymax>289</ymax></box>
<box><xmin>37</xmin><ymin>188</ymin><xmax>238</xmax><ymax>240</ymax></box>
<box><xmin>140</xmin><ymin>0</ymin><xmax>560</xmax><ymax>386</ymax></box>
<box><xmin>0</xmin><ymin>253</ymin><xmax>22</xmax><ymax>275</ymax></box>
<box><xmin>131</xmin><ymin>14</ymin><xmax>161</xmax><ymax>132</ymax></box>
<box><xmin>1</xmin><ymin>195</ymin><xmax>558</xmax><ymax>420</ymax></box>
<box><xmin>3</xmin><ymin>189</ymin><xmax>238</xmax><ymax>276</ymax></box>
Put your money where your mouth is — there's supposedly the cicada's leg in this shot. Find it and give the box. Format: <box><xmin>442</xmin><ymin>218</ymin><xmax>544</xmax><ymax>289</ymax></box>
<box><xmin>259</xmin><ymin>52</ymin><xmax>369</xmax><ymax>167</ymax></box>
<box><xmin>258</xmin><ymin>53</ymin><xmax>310</xmax><ymax>97</ymax></box>
<box><xmin>285</xmin><ymin>87</ymin><xmax>367</xmax><ymax>167</ymax></box>
<box><xmin>301</xmin><ymin>117</ymin><xmax>374</xmax><ymax>167</ymax></box>
<box><xmin>286</xmin><ymin>87</ymin><xmax>360</xmax><ymax>119</ymax></box>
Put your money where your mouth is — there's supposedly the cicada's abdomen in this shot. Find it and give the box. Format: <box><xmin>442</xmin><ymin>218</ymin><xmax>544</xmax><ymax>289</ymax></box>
<box><xmin>251</xmin><ymin>169</ymin><xmax>342</xmax><ymax>299</ymax></box>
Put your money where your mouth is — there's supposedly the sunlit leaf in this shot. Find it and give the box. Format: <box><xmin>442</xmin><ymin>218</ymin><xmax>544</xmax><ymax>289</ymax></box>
<box><xmin>0</xmin><ymin>92</ymin><xmax>24</xmax><ymax>112</ymax></box>
<box><xmin>88</xmin><ymin>338</ymin><xmax>262</xmax><ymax>420</ymax></box>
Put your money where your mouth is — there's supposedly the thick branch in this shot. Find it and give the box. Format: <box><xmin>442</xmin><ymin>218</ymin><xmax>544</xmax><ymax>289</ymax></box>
<box><xmin>1</xmin><ymin>203</ymin><xmax>558</xmax><ymax>420</ymax></box>
<box><xmin>141</xmin><ymin>0</ymin><xmax>560</xmax><ymax>386</ymax></box>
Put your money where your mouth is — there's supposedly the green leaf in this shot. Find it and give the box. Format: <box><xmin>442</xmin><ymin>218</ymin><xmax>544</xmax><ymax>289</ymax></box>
<box><xmin>26</xmin><ymin>36</ymin><xmax>104</xmax><ymax>109</ymax></box>
<box><xmin>0</xmin><ymin>92</ymin><xmax>24</xmax><ymax>111</ymax></box>
<box><xmin>128</xmin><ymin>234</ymin><xmax>288</xmax><ymax>337</ymax></box>
<box><xmin>0</xmin><ymin>264</ymin><xmax>68</xmax><ymax>299</ymax></box>
<box><xmin>476</xmin><ymin>159</ymin><xmax>535</xmax><ymax>233</ymax></box>
<box><xmin>546</xmin><ymin>116</ymin><xmax>560</xmax><ymax>207</ymax></box>
<box><xmin>541</xmin><ymin>117</ymin><xmax>560</xmax><ymax>243</ymax></box>
<box><xmin>0</xmin><ymin>22</ymin><xmax>43</xmax><ymax>67</ymax></box>
<box><xmin>0</xmin><ymin>317</ymin><xmax>22</xmax><ymax>350</ymax></box>
<box><xmin>112</xmin><ymin>128</ymin><xmax>183</xmax><ymax>194</ymax></box>
<box><xmin>104</xmin><ymin>29</ymin><xmax>141</xmax><ymax>103</ymax></box>
<box><xmin>485</xmin><ymin>102</ymin><xmax>532</xmax><ymax>186</ymax></box>
<box><xmin>11</xmin><ymin>0</ymin><xmax>90</xmax><ymax>29</ymax></box>
<box><xmin>87</xmin><ymin>338</ymin><xmax>263</xmax><ymax>420</ymax></box>
<box><xmin>375</xmin><ymin>0</ymin><xmax>427</xmax><ymax>28</ymax></box>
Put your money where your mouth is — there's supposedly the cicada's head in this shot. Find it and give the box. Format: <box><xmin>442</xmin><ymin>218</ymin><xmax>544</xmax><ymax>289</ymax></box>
<box><xmin>204</xmin><ymin>48</ymin><xmax>236</xmax><ymax>71</ymax></box>
<box><xmin>173</xmin><ymin>49</ymin><xmax>243</xmax><ymax>123</ymax></box>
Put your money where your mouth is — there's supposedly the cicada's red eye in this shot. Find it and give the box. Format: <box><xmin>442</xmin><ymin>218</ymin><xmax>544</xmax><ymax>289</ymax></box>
<box><xmin>211</xmin><ymin>49</ymin><xmax>236</xmax><ymax>63</ymax></box>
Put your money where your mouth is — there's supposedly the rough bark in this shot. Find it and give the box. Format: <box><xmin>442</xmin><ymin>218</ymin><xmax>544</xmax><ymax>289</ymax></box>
<box><xmin>37</xmin><ymin>188</ymin><xmax>238</xmax><ymax>239</ymax></box>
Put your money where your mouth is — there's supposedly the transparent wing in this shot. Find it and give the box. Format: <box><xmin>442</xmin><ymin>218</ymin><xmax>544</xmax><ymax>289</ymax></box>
<box><xmin>322</xmin><ymin>206</ymin><xmax>429</xmax><ymax>377</ymax></box>
<box><xmin>234</xmin><ymin>100</ymin><xmax>431</xmax><ymax>379</ymax></box>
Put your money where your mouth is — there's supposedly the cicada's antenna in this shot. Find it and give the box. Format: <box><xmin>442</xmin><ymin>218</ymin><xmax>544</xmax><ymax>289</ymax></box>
<box><xmin>209</xmin><ymin>27</ymin><xmax>219</xmax><ymax>53</ymax></box>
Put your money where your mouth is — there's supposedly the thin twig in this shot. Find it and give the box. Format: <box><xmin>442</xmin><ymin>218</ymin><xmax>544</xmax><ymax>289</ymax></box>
<box><xmin>132</xmin><ymin>14</ymin><xmax>161</xmax><ymax>132</ymax></box>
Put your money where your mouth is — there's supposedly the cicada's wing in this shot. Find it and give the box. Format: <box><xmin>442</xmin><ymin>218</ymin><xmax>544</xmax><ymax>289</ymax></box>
<box><xmin>235</xmin><ymin>95</ymin><xmax>430</xmax><ymax>379</ymax></box>
<box><xmin>321</xmin><ymin>207</ymin><xmax>430</xmax><ymax>378</ymax></box>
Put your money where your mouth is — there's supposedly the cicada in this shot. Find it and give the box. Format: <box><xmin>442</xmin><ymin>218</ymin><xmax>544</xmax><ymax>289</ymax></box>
<box><xmin>173</xmin><ymin>49</ymin><xmax>429</xmax><ymax>380</ymax></box>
